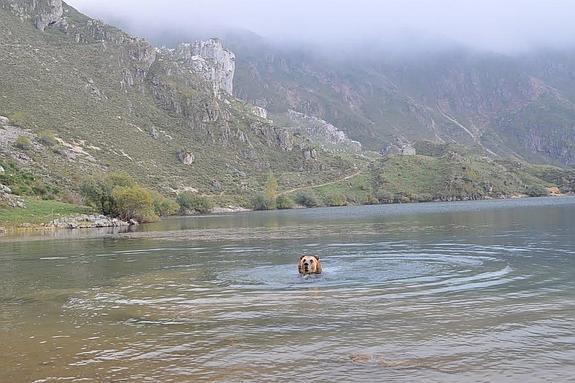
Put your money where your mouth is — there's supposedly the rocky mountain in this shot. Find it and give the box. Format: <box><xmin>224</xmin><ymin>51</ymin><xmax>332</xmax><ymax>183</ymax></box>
<box><xmin>220</xmin><ymin>33</ymin><xmax>575</xmax><ymax>167</ymax></box>
<box><xmin>0</xmin><ymin>0</ymin><xmax>360</xmax><ymax>202</ymax></box>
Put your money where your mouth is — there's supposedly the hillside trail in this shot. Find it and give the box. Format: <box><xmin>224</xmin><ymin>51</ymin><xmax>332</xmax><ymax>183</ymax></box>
<box><xmin>278</xmin><ymin>168</ymin><xmax>363</xmax><ymax>196</ymax></box>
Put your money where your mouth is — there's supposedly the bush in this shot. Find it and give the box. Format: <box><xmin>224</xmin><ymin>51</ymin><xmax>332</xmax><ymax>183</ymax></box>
<box><xmin>252</xmin><ymin>194</ymin><xmax>274</xmax><ymax>210</ymax></box>
<box><xmin>414</xmin><ymin>193</ymin><xmax>434</xmax><ymax>202</ymax></box>
<box><xmin>112</xmin><ymin>185</ymin><xmax>158</xmax><ymax>222</ymax></box>
<box><xmin>14</xmin><ymin>136</ymin><xmax>32</xmax><ymax>150</ymax></box>
<box><xmin>323</xmin><ymin>193</ymin><xmax>347</xmax><ymax>207</ymax></box>
<box><xmin>295</xmin><ymin>191</ymin><xmax>322</xmax><ymax>208</ymax></box>
<box><xmin>37</xmin><ymin>130</ymin><xmax>58</xmax><ymax>147</ymax></box>
<box><xmin>525</xmin><ymin>185</ymin><xmax>549</xmax><ymax>197</ymax></box>
<box><xmin>80</xmin><ymin>177</ymin><xmax>116</xmax><ymax>215</ymax></box>
<box><xmin>151</xmin><ymin>191</ymin><xmax>179</xmax><ymax>217</ymax></box>
<box><xmin>276</xmin><ymin>195</ymin><xmax>294</xmax><ymax>209</ymax></box>
<box><xmin>176</xmin><ymin>192</ymin><xmax>213</xmax><ymax>214</ymax></box>
<box><xmin>375</xmin><ymin>191</ymin><xmax>394</xmax><ymax>203</ymax></box>
<box><xmin>80</xmin><ymin>172</ymin><xmax>151</xmax><ymax>218</ymax></box>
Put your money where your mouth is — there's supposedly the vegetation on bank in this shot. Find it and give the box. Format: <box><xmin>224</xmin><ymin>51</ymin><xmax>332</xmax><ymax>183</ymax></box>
<box><xmin>80</xmin><ymin>172</ymin><xmax>181</xmax><ymax>223</ymax></box>
<box><xmin>0</xmin><ymin>198</ymin><xmax>92</xmax><ymax>226</ymax></box>
<box><xmin>2</xmin><ymin>141</ymin><xmax>575</xmax><ymax>229</ymax></box>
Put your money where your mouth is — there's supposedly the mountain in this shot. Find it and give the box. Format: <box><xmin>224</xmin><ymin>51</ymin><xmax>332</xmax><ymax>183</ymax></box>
<box><xmin>0</xmin><ymin>0</ymin><xmax>359</xmax><ymax>204</ymax></box>
<box><xmin>1</xmin><ymin>0</ymin><xmax>574</xmax><ymax>217</ymax></box>
<box><xmin>216</xmin><ymin>33</ymin><xmax>575</xmax><ymax>166</ymax></box>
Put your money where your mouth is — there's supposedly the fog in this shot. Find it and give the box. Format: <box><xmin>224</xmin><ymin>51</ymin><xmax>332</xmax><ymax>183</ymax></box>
<box><xmin>66</xmin><ymin>0</ymin><xmax>575</xmax><ymax>54</ymax></box>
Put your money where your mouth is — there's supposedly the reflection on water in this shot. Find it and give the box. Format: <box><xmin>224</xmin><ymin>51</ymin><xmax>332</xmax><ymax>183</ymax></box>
<box><xmin>1</xmin><ymin>197</ymin><xmax>575</xmax><ymax>382</ymax></box>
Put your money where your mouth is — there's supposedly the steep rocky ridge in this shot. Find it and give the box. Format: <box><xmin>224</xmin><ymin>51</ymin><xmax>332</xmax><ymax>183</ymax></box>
<box><xmin>0</xmin><ymin>0</ymin><xmax>358</xmax><ymax>200</ymax></box>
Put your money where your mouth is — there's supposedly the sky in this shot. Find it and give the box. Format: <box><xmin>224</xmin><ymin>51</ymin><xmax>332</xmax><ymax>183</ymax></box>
<box><xmin>65</xmin><ymin>0</ymin><xmax>575</xmax><ymax>53</ymax></box>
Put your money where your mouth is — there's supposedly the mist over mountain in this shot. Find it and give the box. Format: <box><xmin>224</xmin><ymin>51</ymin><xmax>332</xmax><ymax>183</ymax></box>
<box><xmin>68</xmin><ymin>0</ymin><xmax>575</xmax><ymax>54</ymax></box>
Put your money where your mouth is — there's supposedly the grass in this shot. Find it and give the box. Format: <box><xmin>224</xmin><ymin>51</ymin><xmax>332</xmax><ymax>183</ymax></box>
<box><xmin>0</xmin><ymin>198</ymin><xmax>93</xmax><ymax>227</ymax></box>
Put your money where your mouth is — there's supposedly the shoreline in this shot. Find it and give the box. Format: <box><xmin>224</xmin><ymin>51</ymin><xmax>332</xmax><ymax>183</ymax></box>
<box><xmin>1</xmin><ymin>194</ymin><xmax>574</xmax><ymax>241</ymax></box>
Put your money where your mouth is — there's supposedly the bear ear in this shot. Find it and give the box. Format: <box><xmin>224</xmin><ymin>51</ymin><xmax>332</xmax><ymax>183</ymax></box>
<box><xmin>313</xmin><ymin>255</ymin><xmax>320</xmax><ymax>260</ymax></box>
<box><xmin>299</xmin><ymin>255</ymin><xmax>305</xmax><ymax>260</ymax></box>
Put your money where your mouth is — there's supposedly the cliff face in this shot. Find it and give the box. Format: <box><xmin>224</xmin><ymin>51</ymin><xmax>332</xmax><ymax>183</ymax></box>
<box><xmin>1</xmin><ymin>0</ymin><xmax>63</xmax><ymax>30</ymax></box>
<box><xmin>174</xmin><ymin>39</ymin><xmax>235</xmax><ymax>95</ymax></box>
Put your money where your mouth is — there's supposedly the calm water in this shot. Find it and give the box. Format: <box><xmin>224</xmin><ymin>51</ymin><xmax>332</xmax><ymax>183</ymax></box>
<box><xmin>1</xmin><ymin>197</ymin><xmax>575</xmax><ymax>382</ymax></box>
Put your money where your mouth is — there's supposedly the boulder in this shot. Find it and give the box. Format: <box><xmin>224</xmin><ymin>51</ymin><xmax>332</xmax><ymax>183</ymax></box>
<box><xmin>177</xmin><ymin>150</ymin><xmax>195</xmax><ymax>165</ymax></box>
<box><xmin>0</xmin><ymin>184</ymin><xmax>12</xmax><ymax>194</ymax></box>
<box><xmin>0</xmin><ymin>115</ymin><xmax>9</xmax><ymax>126</ymax></box>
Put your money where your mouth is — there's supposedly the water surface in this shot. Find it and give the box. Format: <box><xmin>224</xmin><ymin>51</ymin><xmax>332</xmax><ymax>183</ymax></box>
<box><xmin>1</xmin><ymin>197</ymin><xmax>575</xmax><ymax>382</ymax></box>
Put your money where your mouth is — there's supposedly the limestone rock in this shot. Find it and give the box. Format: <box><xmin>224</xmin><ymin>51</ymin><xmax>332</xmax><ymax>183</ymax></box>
<box><xmin>2</xmin><ymin>0</ymin><xmax>64</xmax><ymax>31</ymax></box>
<box><xmin>50</xmin><ymin>214</ymin><xmax>130</xmax><ymax>229</ymax></box>
<box><xmin>0</xmin><ymin>184</ymin><xmax>25</xmax><ymax>208</ymax></box>
<box><xmin>177</xmin><ymin>150</ymin><xmax>195</xmax><ymax>165</ymax></box>
<box><xmin>287</xmin><ymin>110</ymin><xmax>362</xmax><ymax>153</ymax></box>
<box><xmin>174</xmin><ymin>38</ymin><xmax>235</xmax><ymax>95</ymax></box>
<box><xmin>251</xmin><ymin>106</ymin><xmax>268</xmax><ymax>119</ymax></box>
<box><xmin>150</xmin><ymin>126</ymin><xmax>159</xmax><ymax>139</ymax></box>
<box><xmin>278</xmin><ymin>130</ymin><xmax>294</xmax><ymax>151</ymax></box>
<box><xmin>0</xmin><ymin>184</ymin><xmax>12</xmax><ymax>194</ymax></box>
<box><xmin>303</xmin><ymin>148</ymin><xmax>318</xmax><ymax>161</ymax></box>
<box><xmin>0</xmin><ymin>165</ymin><xmax>5</xmax><ymax>174</ymax></box>
<box><xmin>0</xmin><ymin>116</ymin><xmax>9</xmax><ymax>126</ymax></box>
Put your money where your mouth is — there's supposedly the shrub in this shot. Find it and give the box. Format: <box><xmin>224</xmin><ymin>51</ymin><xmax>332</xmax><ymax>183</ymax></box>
<box><xmin>106</xmin><ymin>171</ymin><xmax>136</xmax><ymax>188</ymax></box>
<box><xmin>79</xmin><ymin>172</ymin><xmax>137</xmax><ymax>216</ymax></box>
<box><xmin>176</xmin><ymin>192</ymin><xmax>213</xmax><ymax>214</ymax></box>
<box><xmin>276</xmin><ymin>195</ymin><xmax>294</xmax><ymax>209</ymax></box>
<box><xmin>525</xmin><ymin>185</ymin><xmax>549</xmax><ymax>197</ymax></box>
<box><xmin>151</xmin><ymin>191</ymin><xmax>179</xmax><ymax>217</ymax></box>
<box><xmin>112</xmin><ymin>185</ymin><xmax>158</xmax><ymax>222</ymax></box>
<box><xmin>37</xmin><ymin>130</ymin><xmax>58</xmax><ymax>147</ymax></box>
<box><xmin>14</xmin><ymin>136</ymin><xmax>32</xmax><ymax>150</ymax></box>
<box><xmin>252</xmin><ymin>194</ymin><xmax>274</xmax><ymax>210</ymax></box>
<box><xmin>375</xmin><ymin>191</ymin><xmax>394</xmax><ymax>203</ymax></box>
<box><xmin>80</xmin><ymin>177</ymin><xmax>116</xmax><ymax>215</ymax></box>
<box><xmin>323</xmin><ymin>193</ymin><xmax>347</xmax><ymax>207</ymax></box>
<box><xmin>362</xmin><ymin>194</ymin><xmax>379</xmax><ymax>205</ymax></box>
<box><xmin>295</xmin><ymin>191</ymin><xmax>322</xmax><ymax>208</ymax></box>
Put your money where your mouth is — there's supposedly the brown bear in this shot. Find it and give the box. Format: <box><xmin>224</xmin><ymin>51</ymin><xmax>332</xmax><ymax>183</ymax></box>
<box><xmin>298</xmin><ymin>255</ymin><xmax>322</xmax><ymax>275</ymax></box>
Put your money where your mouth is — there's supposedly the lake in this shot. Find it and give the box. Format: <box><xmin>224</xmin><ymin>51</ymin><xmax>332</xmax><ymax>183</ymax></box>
<box><xmin>1</xmin><ymin>197</ymin><xmax>575</xmax><ymax>382</ymax></box>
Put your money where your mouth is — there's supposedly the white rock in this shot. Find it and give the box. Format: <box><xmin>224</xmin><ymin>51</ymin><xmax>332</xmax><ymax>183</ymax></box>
<box><xmin>175</xmin><ymin>38</ymin><xmax>235</xmax><ymax>95</ymax></box>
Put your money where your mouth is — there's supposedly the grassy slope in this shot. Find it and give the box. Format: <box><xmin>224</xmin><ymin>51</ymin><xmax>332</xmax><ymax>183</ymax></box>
<box><xmin>0</xmin><ymin>198</ymin><xmax>92</xmax><ymax>226</ymax></box>
<box><xmin>0</xmin><ymin>5</ymin><xmax>357</xmax><ymax>203</ymax></box>
<box><xmin>291</xmin><ymin>143</ymin><xmax>566</xmax><ymax>205</ymax></box>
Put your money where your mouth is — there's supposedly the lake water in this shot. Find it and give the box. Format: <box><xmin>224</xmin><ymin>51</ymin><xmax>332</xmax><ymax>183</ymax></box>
<box><xmin>1</xmin><ymin>197</ymin><xmax>575</xmax><ymax>382</ymax></box>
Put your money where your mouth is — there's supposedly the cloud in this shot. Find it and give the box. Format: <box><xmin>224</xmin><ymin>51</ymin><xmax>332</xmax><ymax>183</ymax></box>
<box><xmin>66</xmin><ymin>0</ymin><xmax>575</xmax><ymax>53</ymax></box>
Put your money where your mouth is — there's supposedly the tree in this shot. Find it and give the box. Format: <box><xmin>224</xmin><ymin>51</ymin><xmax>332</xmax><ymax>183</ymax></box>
<box><xmin>264</xmin><ymin>171</ymin><xmax>278</xmax><ymax>208</ymax></box>
<box><xmin>112</xmin><ymin>185</ymin><xmax>157</xmax><ymax>222</ymax></box>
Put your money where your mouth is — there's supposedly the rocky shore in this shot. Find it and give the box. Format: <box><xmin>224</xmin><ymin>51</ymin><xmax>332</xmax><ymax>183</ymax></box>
<box><xmin>49</xmin><ymin>214</ymin><xmax>132</xmax><ymax>229</ymax></box>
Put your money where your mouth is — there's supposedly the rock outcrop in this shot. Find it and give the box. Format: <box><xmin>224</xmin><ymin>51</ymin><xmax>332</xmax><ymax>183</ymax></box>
<box><xmin>287</xmin><ymin>110</ymin><xmax>362</xmax><ymax>153</ymax></box>
<box><xmin>2</xmin><ymin>0</ymin><xmax>63</xmax><ymax>31</ymax></box>
<box><xmin>0</xmin><ymin>184</ymin><xmax>25</xmax><ymax>208</ymax></box>
<box><xmin>50</xmin><ymin>214</ymin><xmax>130</xmax><ymax>229</ymax></box>
<box><xmin>177</xmin><ymin>150</ymin><xmax>195</xmax><ymax>165</ymax></box>
<box><xmin>174</xmin><ymin>38</ymin><xmax>235</xmax><ymax>95</ymax></box>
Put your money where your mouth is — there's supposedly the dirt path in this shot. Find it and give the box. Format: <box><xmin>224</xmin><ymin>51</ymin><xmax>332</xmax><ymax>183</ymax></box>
<box><xmin>278</xmin><ymin>169</ymin><xmax>363</xmax><ymax>196</ymax></box>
